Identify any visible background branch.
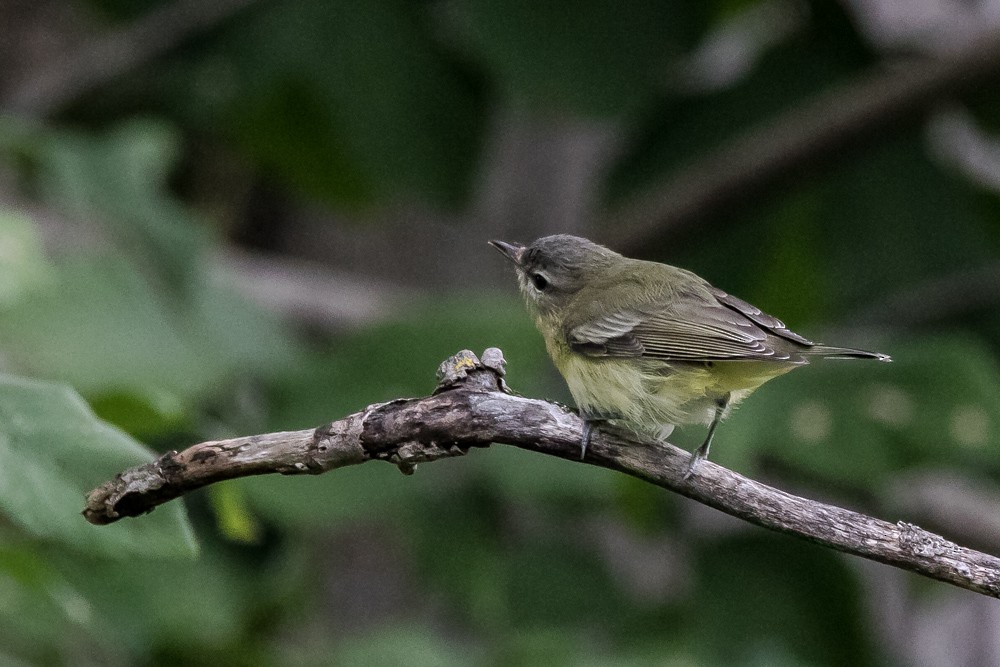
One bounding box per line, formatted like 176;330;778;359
84;348;1000;599
602;30;1000;254
213;247;417;329
3;0;259;116
849;260;1000;326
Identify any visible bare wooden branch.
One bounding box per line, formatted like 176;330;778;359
83;348;1000;599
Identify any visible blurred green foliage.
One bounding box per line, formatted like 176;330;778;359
1;0;1000;665
0;375;195;558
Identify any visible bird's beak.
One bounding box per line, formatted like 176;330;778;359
489;239;525;266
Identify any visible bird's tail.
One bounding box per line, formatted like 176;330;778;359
807;345;892;362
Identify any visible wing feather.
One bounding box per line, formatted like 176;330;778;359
710;288;813;346
567;286;812;362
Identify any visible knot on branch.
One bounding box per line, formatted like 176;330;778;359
896;521;958;558
387;440;472;475
434;347;509;395
360;348;512;474
897;521;959;558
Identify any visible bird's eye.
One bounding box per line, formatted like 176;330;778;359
531;273;549;291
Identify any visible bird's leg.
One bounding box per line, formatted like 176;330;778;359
685;393;730;479
578;409;621;460
580;421;597;461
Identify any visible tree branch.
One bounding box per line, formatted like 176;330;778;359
84;348;1000;599
212;247;419;329
3;0;260;116
602;30;1000;254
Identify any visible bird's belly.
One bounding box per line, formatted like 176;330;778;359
558;355;710;428
557;354;799;435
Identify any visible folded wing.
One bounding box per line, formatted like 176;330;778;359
567;286;813;362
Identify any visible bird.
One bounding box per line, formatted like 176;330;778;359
490;234;890;477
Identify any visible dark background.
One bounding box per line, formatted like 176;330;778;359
2;0;1000;664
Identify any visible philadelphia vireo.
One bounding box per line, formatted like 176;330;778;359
490;234;890;477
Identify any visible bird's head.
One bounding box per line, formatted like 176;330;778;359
489;234;620;318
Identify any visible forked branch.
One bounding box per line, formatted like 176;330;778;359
83;348;1000;599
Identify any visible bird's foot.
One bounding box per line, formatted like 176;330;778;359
683;444;709;480
580;421;596;460
577;409;623;460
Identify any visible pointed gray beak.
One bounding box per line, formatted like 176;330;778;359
489;239;525;265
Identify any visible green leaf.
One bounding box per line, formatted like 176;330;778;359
86;389;189;442
208;482;262;544
23;119;209;296
0;209;54;309
0;121;301;438
0;374;197;558
0;541;75;663
0;255;212;398
0;250;298;426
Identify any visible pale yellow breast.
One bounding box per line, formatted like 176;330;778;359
546;331;799;435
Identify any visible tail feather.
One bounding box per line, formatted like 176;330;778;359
807;345;892;362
